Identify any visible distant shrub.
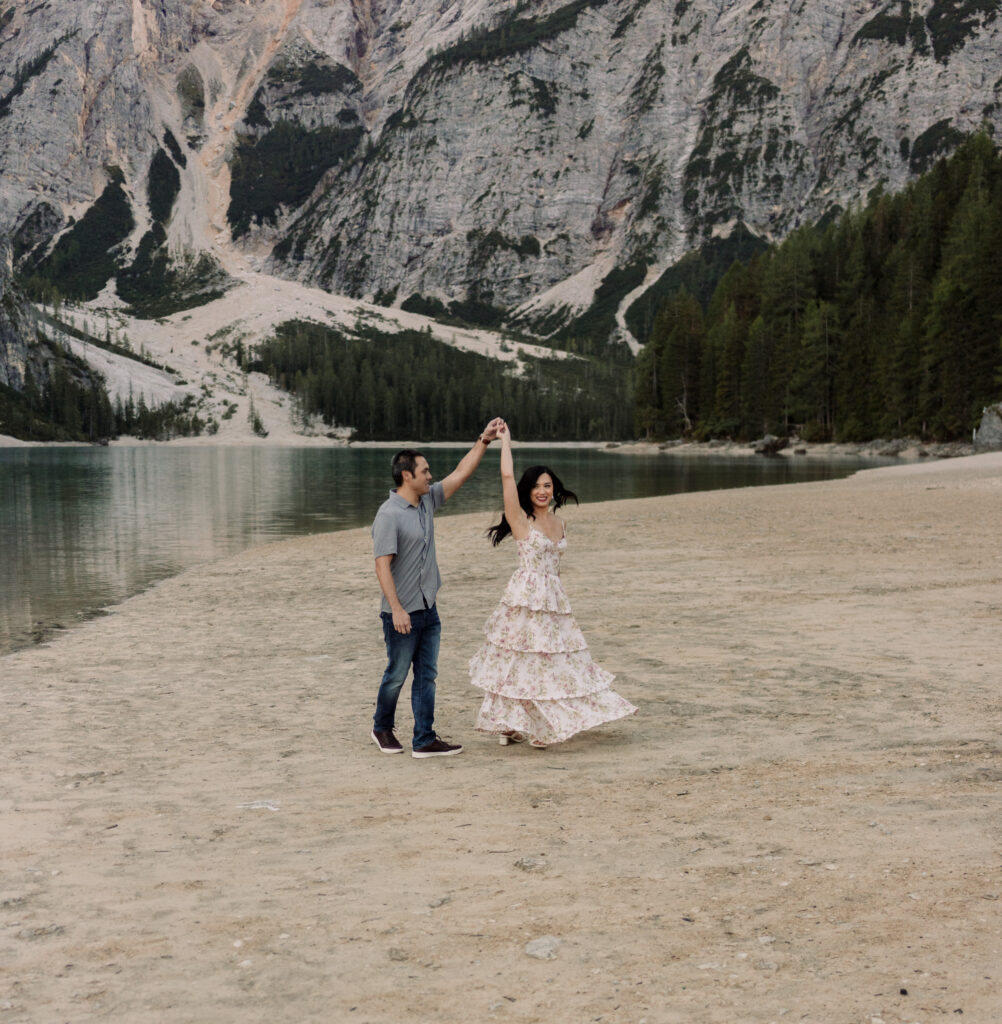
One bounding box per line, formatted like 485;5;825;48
12;201;63;262
290;61;361;97
708;46;779;111
162;128;187;168
444;297;507;328
248;398;268;437
177;65;205;120
612;0;651;39
177;65;206;146
400;291;508;329
243;87;271;129
400;293;449;318
630;40;665;114
909;118;965;173
512;75;558;117
467;228;541;264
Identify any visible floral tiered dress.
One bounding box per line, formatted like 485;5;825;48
469;526;637;745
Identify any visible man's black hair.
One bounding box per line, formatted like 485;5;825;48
391;449;425;487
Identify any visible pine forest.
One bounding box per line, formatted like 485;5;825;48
632;133;1002;444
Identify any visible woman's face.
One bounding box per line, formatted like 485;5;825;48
531;473;554;511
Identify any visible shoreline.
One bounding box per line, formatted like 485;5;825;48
0;430;986;461
0;440;979;657
0;442;928;658
3;452;1002;1021
604;436;981;460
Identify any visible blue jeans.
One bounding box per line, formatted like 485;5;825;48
373;605;441;750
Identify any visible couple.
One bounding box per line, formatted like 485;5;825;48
369;418;636;758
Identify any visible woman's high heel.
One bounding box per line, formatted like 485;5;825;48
499;731;526;745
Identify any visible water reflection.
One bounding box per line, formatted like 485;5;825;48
0;445;896;653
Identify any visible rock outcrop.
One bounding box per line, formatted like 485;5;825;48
974;403;1002;448
0;240;38;390
752;434;789;455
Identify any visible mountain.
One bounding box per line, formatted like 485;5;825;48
2;0;1001;348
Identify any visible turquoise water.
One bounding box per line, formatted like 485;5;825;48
0;445;897;653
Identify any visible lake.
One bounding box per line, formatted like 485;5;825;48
0;445;899;653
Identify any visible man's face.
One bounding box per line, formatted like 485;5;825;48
407;456;433;495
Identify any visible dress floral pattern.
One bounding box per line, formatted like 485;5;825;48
469;527;637;745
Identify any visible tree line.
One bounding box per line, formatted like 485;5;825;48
1;356;206;443
252;320;634;441
635;132;1002;442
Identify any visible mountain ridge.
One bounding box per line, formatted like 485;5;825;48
2;0;1000;342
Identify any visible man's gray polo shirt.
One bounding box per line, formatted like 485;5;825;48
372;481;447;614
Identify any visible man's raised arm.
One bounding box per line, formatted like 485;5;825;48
440;417;504;500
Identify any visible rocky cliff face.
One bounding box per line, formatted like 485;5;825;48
0;239;108;407
0;240;39;390
1;0;1000;340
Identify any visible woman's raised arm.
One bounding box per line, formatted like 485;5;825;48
499;425;530;541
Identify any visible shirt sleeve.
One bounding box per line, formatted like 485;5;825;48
429;480;446;512
372;508;398;559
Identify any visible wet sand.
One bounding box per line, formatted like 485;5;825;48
2;453;1001;1022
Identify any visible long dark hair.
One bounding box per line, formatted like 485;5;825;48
486;464;578;546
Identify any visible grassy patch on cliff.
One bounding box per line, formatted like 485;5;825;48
22;167;134;302
227;122;364;237
419;0;608;77
0;30;76;119
116;228;230;319
926;0;1000;61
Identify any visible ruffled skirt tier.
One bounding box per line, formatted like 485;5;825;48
470;588;636;745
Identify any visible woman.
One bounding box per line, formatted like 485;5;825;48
468;423;637;748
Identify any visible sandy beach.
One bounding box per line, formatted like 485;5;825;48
2;453;1001;1022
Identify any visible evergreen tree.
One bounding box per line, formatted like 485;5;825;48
832;226;878;439
756;227;818;433
740;314;771;435
657;289;705;435
921;141;1002;437
788;299;837;439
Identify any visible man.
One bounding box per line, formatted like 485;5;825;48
371;418;504;758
